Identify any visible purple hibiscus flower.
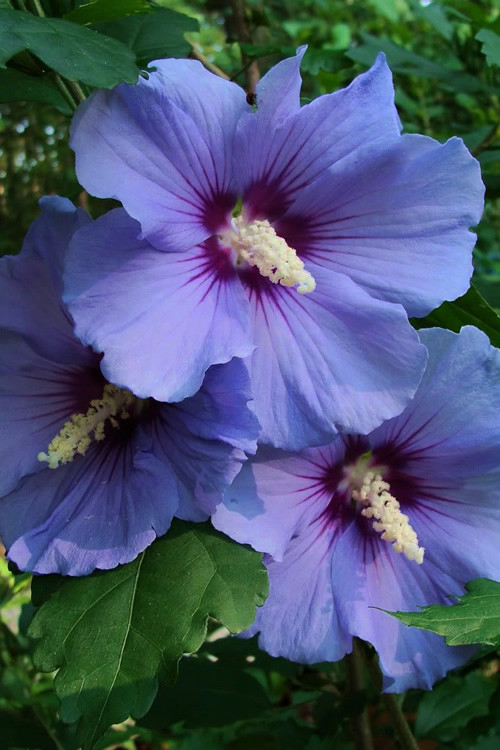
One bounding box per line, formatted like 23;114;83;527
212;326;500;691
0;197;259;576
65;49;483;450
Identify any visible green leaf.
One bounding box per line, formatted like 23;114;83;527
346;34;491;94
0;8;138;88
29;521;268;750
411;285;500;349
65;0;151;25
93;8;198;66
415;671;495;741
300;49;345;75
476;29;500;67
0;68;71;112
389;578;500;646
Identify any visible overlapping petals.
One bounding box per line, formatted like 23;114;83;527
213;327;500;690
0;199;259;575
67;48;483;450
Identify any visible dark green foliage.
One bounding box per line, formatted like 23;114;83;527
0;7;139;87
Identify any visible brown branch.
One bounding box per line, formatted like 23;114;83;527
345;639;374;750
229;0;260;93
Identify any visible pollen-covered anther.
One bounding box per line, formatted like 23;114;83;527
352;471;425;564
37;384;135;469
222;216;316;294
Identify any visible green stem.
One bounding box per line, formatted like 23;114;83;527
345;639;374;750
366;648;420;750
30;0;46;16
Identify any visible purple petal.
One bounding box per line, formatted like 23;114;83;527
330;523;474;692
0;435;180;576
247;526;352;664
0;339;102;497
370;327;500;481
0;196;90;364
247;265;427;449
279;136;483;317
64;210;254;402
70;60;248;252
149;358;261;519
213;445;343;560
236;53;401;219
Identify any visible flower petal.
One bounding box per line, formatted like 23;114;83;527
330;522;474;692
0;434;180;576
0;339;103;497
0;196;90;364
236;53;401;219
213;445;342;560
371;327;500;481
64;209;253;402
148;358;261;519
279;135;483;317
70;60;248;252
248;265;427;449
246;527;352;665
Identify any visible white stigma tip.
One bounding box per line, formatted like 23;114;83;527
221;217;316;294
352;471;424;564
38;384;135;469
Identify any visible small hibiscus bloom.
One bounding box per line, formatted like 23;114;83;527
0;197;258;576
212;326;500;691
66;50;482;449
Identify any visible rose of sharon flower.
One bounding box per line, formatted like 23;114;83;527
66;50;482;449
0;197;259;576
212;326;500;691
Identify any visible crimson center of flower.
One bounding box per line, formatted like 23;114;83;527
219;216;316;294
37;384;136;469
345;460;425;565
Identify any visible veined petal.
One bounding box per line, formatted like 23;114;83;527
246;528;352;665
248;265;427;449
0;435;180;576
236;53;401;219
70;60;248;252
64;210;253;402
213;445;342;560
280;135;483;317
0;339;102;497
370;327;500;481
148;358;261;519
0;197;91;364
330;523;474;692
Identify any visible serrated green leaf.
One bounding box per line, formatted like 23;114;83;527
0;8;138;88
66;0;151;25
411;285;500;349
29;521;268;750
389;578;500;646
476;29;500;67
0;68;71;113
93;8;198;66
415;672;495;741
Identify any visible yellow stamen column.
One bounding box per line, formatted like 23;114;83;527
38;384;135;469
352;471;424;564
220;216;316;294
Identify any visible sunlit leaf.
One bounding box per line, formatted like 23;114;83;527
389;578;500;646
29;521;268;750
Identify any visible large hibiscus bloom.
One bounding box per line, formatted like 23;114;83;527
0;197;258;575
212;326;500;691
66;49;482;449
